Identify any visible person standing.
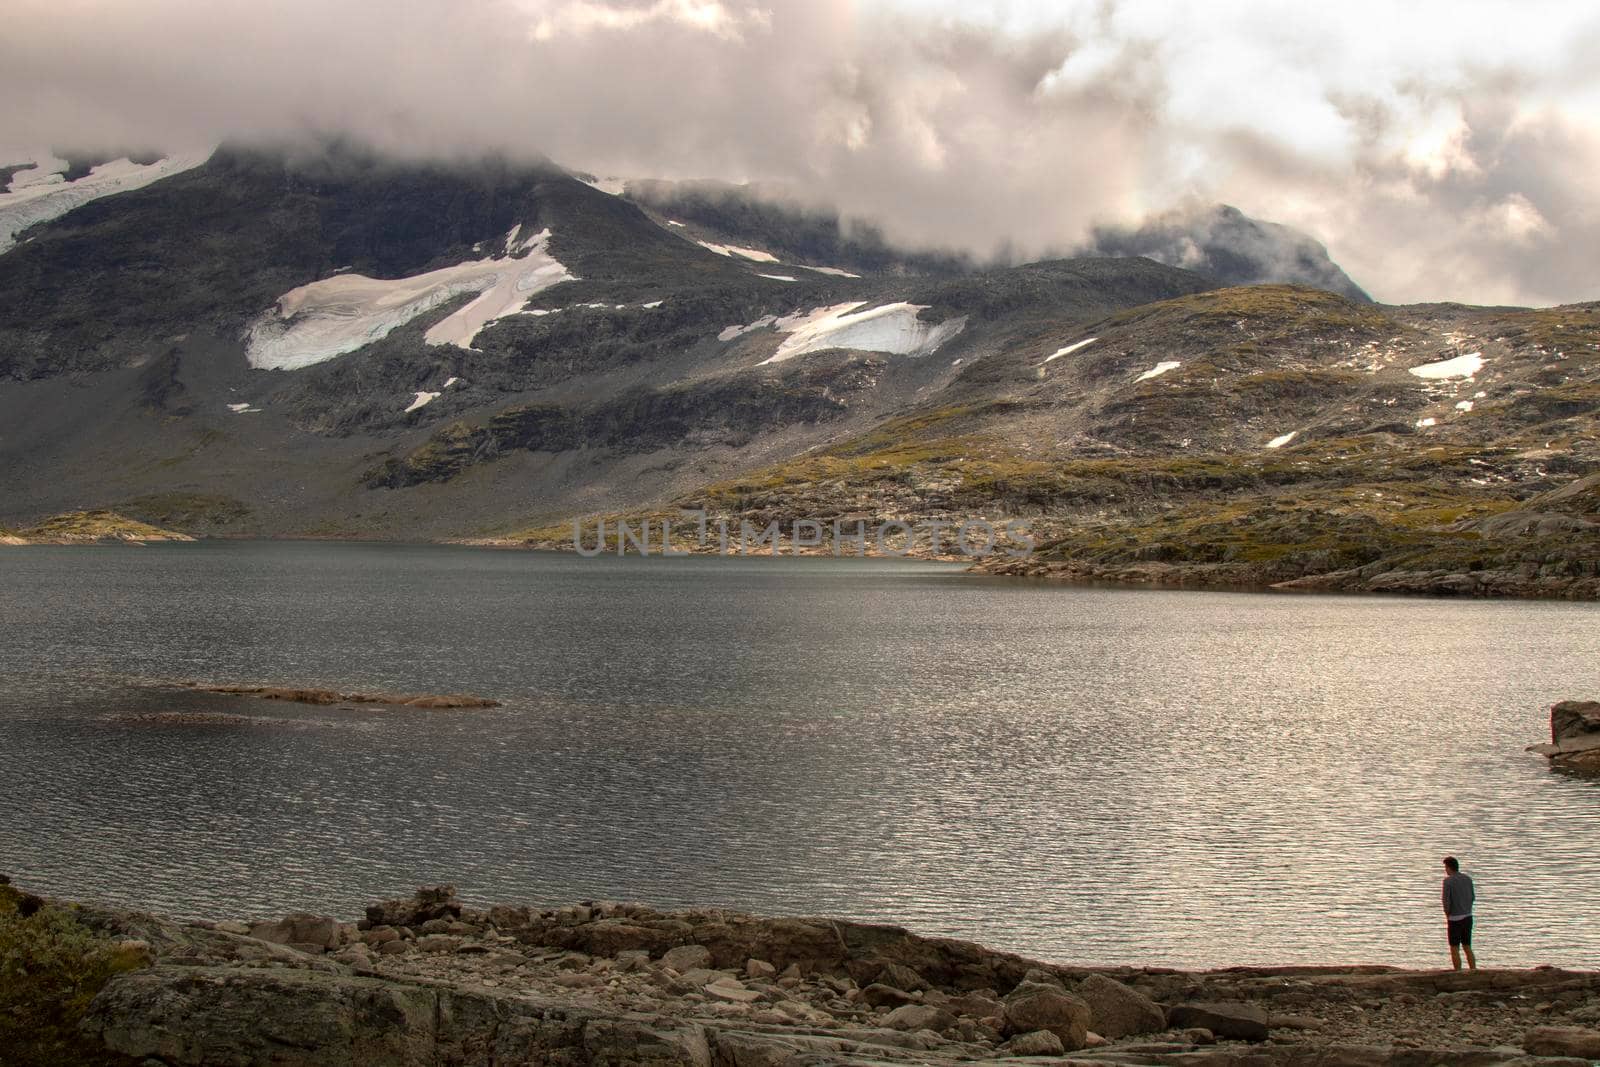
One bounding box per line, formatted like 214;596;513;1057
1442;856;1476;970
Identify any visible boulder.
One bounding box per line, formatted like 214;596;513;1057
361;925;400;946
876;962;930;992
1002;982;1091;1050
581;1018;713;1066
1552;700;1600;743
745;958;777;980
662;944;714;972
705;981;762;1004
1532;701;1600;771
1074;973;1164;1039
247;913;340;953
861;983;919;1009
1525;1026;1600;1058
1003;1029;1065;1056
1167;1002;1272;1042
365;885;461;929
948;990;1004;1020
881;1003;954;1032
560;920;673;957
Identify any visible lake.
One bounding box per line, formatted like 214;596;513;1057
1;540;1597;969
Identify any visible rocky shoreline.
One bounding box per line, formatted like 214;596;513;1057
9;516;1598;601
6;880;1600;1066
974;556;1600;600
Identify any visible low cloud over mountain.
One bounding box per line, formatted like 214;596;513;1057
3;0;1599;305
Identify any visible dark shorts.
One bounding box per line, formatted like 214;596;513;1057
1447;916;1473;946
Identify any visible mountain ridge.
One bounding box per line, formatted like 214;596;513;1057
0;141;1594;597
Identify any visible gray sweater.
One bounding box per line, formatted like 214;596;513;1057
1442;872;1475;918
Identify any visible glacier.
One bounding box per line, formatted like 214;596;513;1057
759;302;965;365
245;228;576;370
0;151;212;254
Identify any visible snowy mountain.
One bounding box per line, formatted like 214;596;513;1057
0;141;1595;595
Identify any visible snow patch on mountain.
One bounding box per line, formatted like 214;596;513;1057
759;302;965;365
1044;337;1098;363
405;391;440;413
718;315;777;342
1409;352;1484;379
758;274;798;282
803;265;863;279
1266;431;1298;448
697;241;779;263
1135;360;1181;382
0;151;211;254
245;228;576;369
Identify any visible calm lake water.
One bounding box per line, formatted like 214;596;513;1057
1;541;1597;969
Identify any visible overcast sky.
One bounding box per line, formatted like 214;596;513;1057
4;0;1598;306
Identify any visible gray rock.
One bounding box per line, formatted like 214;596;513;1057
85;966;438;1065
876;962;929;992
247;913;340;953
947;990;1003;1019
581;1018;712;1066
1167;1001;1272;1042
1019;967;1064;988
1002;982;1090;1050
1074;973;1165;1039
662;944;714;972
361;925;400;946
1003;1028;1065;1056
881;1003;954;1032
861;983;919;1009
1552;700;1600;743
1525;1026;1600;1058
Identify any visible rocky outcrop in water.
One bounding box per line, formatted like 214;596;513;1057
12;883;1594;1066
173;682;501;709
0;509;195;544
1528;700;1600;772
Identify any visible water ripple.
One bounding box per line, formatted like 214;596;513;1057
1;543;1597;968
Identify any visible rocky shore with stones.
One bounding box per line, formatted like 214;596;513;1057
11;881;1600;1066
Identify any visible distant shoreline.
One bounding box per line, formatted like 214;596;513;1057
10;529;1599;601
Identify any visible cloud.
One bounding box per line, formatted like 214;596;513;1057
523;0;770;42
1;0;1598;306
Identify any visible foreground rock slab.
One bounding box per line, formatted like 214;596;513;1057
25;883;1600;1066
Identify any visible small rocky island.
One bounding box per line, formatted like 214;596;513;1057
5;879;1600;1066
172;680;502;709
1528;700;1600;772
0;509;194;545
